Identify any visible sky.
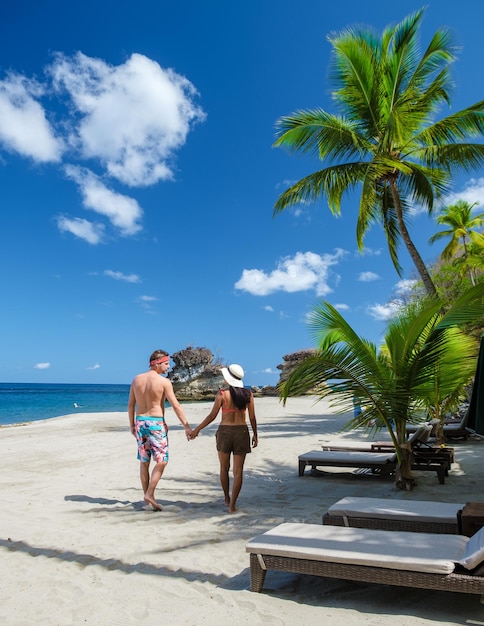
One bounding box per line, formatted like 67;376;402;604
1;0;483;386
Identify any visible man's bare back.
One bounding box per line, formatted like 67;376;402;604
130;370;168;417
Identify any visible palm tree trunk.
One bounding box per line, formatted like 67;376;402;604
462;237;476;286
394;419;417;490
395;444;417;491
390;180;438;297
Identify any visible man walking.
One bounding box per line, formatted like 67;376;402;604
128;349;192;510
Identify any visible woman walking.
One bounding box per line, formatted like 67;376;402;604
190;364;258;513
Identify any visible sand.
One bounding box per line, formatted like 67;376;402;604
1;396;483;625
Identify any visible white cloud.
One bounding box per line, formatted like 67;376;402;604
0;52;205;244
367;300;404;321
235;249;347;296
104;269;140;283
34;362;50;369
334;303;350;311
442;178;484;208
87;363;100;370
358;271;380;282
138;295;158;302
0;74;63;162
394;278;418;297
357;247;382;257
65;166;142;236
137;294;159;313
57;216;105;244
263;305;274;312
49;52;206;186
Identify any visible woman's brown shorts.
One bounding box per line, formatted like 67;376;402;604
216;425;251;455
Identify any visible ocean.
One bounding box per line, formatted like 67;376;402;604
0;382;131;426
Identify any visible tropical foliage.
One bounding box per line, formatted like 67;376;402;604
429;199;484;286
279;284;484;489
273;8;484;296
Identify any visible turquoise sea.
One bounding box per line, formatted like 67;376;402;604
0;383;131;426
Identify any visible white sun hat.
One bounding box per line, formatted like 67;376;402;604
221;364;245;388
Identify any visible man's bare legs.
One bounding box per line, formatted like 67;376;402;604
140;460;167;511
217;451;246;513
139;461;150;494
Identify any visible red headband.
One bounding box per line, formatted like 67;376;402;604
150;356;170;365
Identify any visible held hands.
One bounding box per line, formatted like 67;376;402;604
189;428;199;440
184;425;193;441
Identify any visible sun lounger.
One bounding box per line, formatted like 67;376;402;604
322;496;464;533
407;409;470;440
246;522;484;601
298;449;448;483
322;438;455;470
299;424;448;483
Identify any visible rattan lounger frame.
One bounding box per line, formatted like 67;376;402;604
321;511;460;534
248;552;484;597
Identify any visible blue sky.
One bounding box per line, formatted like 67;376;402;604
1;0;483;386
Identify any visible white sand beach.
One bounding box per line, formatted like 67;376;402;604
1;396;483;626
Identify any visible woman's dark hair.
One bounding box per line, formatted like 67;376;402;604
229;386;251;409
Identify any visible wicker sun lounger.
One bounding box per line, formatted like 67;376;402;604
322;496;464;534
246;522;484;601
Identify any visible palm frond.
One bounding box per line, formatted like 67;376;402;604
273;162;369;215
273;109;370;160
416;102;484;145
416;143;484;172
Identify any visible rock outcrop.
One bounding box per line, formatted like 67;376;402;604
169;346;224;401
277;349;317;384
168;346;317;401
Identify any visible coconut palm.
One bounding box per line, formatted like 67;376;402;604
273;8;484;296
429;199;484;285
279;283;484;490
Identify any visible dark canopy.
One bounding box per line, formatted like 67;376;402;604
467;335;484;436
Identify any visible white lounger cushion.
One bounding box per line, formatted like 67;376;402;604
327;497;464;525
299;450;397;464
459;526;484;569
246;523;468;574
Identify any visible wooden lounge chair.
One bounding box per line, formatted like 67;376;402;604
298;426;448;484
443;408;471;439
322;426;455;471
406;408;471;440
246;522;484;601
322;496;464;534
298;449;447;483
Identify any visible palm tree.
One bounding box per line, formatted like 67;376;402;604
273;8;484;296
429;199;484;285
279;283;484;490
